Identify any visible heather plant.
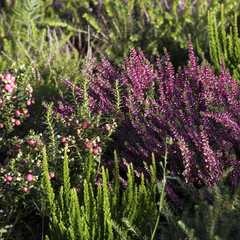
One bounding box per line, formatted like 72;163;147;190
0;66;35;160
42;146;161;239
81;41;240;207
0;129;46;240
208;5;240;81
43;76;118;188
0;129;44;212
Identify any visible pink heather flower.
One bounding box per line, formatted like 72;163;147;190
15;120;21;126
22;159;27;164
40;116;45;121
11;76;16;82
28;140;35;146
11;118;16;123
10;81;15;88
23;109;28;114
15;110;21;117
36;160;40;166
85;142;91;149
23;187;28;192
49;172;55;178
6;176;13;182
4;73;11;80
92;148;99;154
105;124;111;131
26;174;33;182
28;87;33;94
64;142;68;147
0;99;3;105
8;88;13;94
4;84;11;91
26;100;31;106
61;137;66;143
0;123;3;128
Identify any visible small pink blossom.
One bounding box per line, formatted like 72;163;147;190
6;176;13;182
0;123;3;128
28;87;33;94
61;137;66;143
26;100;31;106
4;73;11;80
8;88;13;94
11;118;16;123
23;187;28;192
15;110;21;117
92;148;99;154
4;84;11;91
85;142;91;149
15;120;21;126
105;124;111;131
10;81;15;88
0;99;3;105
26;174;33;182
49;172;55;179
23;109;28;114
28;140;35;146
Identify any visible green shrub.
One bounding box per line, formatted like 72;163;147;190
42;147;162;239
208;4;240;81
161;172;240;240
82;0;239;66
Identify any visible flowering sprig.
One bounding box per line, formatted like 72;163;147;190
76;41;240;206
0;66;34;144
43;81;118;187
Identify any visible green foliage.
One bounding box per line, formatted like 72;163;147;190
161;172;240;240
42;149;159;239
0;0;83;100
82;0;239;66
208;4;240;80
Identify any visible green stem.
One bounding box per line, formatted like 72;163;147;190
151;141;168;240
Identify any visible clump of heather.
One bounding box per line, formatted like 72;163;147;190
78;41;240;207
0;66;35;161
0;130;45;215
45;81;118;186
